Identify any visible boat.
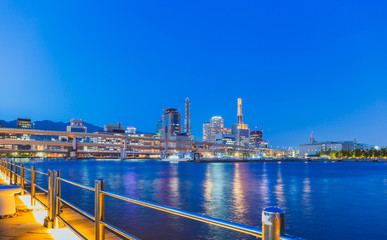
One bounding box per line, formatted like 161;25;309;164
247;154;265;160
161;152;194;162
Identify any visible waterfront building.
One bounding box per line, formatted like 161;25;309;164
215;133;236;146
184;97;191;134
231;98;250;146
161;108;181;139
202;122;210;142
250;128;263;146
104;123;125;133
156;120;162;137
67;119;87;133
170;132;193;149
17;118;32;129
299;135;365;156
202;116;230;143
126;126;136;134
17;118;31;149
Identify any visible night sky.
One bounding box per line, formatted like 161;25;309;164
1;1;386;147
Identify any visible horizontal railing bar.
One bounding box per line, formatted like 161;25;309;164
101;220;139;240
57;177;94;191
102;191;262;237
57;196;95;221
35;170;48;176
57;215;88;240
34;196;48;209
35;184;48;193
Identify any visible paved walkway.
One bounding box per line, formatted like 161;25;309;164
0;177;55;240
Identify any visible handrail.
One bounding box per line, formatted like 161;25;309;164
57;196;95;221
102;190;263;237
35;184;48;193
35;170;48;176
57;215;88;240
101;220;139;240
0;158;303;240
57;177;94;191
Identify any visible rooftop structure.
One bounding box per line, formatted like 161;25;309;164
104;123;125;134
67;119;87;133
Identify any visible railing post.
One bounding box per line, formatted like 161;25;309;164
31;166;36;206
20;164;25;195
262;207;285;240
44;169;58;228
9;161;13;185
95;179;105;240
56;170;62;227
14;163;18;185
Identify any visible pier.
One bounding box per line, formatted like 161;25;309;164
0;159;303;240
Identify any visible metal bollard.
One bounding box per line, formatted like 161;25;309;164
262;207;285;240
95;179;105;240
20;164;25;195
31;166;36;206
44;170;58;228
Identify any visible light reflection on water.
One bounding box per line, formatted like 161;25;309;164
15;159;387;240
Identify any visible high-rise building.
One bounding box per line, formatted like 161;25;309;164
67;119;87;133
162;108;181;139
250;128;263;146
156;120;162;137
202;122;210;142
232;98;250;146
184;97;191;134
210;116;224;142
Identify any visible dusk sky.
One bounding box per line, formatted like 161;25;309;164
1;1;386;147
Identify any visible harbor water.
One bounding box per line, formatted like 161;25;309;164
15;159;387;240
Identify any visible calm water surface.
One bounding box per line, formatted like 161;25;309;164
15;159;387;240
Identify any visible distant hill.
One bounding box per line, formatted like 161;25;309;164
0;119;103;133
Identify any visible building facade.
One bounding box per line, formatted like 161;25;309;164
299;140;363;156
250;129;263;146
161;108;181;139
67;119;87;133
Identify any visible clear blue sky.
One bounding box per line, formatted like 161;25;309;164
1;0;386;147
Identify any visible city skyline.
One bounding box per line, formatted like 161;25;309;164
1;1;387;147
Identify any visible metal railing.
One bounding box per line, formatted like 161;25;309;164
0;159;303;240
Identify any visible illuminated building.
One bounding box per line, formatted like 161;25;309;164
156;120;162;137
17;118;31;150
184;97;191;134
161;108;181;139
126;126;136;134
104;123;125;133
203;117;230;143
231;98;250;146
299;134;365;156
17;118;31;129
202;122;210;142
215;133;236;146
250;128;263;146
66;119;87;133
